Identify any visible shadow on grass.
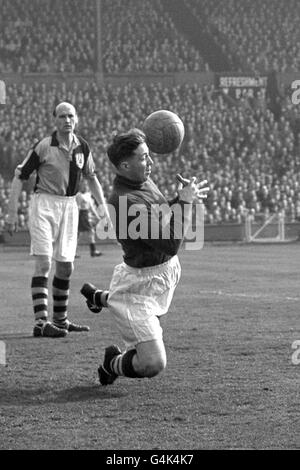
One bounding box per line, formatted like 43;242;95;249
56;384;128;403
0;384;128;407
0;334;33;340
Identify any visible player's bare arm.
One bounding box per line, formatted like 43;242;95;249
87;174;113;228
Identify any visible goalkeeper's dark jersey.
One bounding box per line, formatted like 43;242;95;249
108;175;187;268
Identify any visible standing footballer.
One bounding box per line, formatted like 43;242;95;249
76;178;103;258
7;102;111;338
81;128;209;385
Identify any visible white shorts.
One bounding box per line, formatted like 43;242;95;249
29;192;79;262
107;255;181;349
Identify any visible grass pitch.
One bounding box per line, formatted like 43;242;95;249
0;242;299;450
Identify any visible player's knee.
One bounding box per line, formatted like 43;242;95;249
56;261;74;279
141;356;167;378
34;256;51;276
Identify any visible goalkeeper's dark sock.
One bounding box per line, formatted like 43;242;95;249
35;318;47;326
81;283;109;308
94;289;109;307
110;349;142;378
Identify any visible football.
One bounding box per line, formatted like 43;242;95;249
142;109;185;154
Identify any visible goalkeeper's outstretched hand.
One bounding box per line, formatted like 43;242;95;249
176;174;209;203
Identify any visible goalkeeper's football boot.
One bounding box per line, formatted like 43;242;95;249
54;319;90;332
98;345;122;386
80;283;103;313
33;321;68;338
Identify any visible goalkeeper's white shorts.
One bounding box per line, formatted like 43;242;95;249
29;192;79;262
107;255;181;349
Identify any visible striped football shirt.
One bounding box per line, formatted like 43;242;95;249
16;131;96;196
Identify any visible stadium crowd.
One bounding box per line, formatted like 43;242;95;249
1;0;300;75
0;0;207;74
1;0;300;231
185;0;300;73
1;80;300;232
101;0;207;73
0;0;96;74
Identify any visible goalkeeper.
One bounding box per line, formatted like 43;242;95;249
81;128;209;385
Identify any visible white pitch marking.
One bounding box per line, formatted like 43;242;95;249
199;290;300;302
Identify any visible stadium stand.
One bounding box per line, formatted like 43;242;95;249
101;0;208;73
1;0;300;234
0;0;208;74
1;80;300;230
184;0;300;73
0;0;96;73
1;0;299;74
